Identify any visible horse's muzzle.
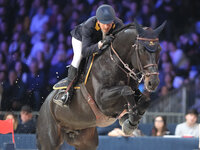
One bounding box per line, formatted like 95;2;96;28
144;75;160;92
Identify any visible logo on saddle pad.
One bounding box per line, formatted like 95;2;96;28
149;41;155;46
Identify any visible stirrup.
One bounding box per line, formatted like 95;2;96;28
53;93;70;107
62;92;71;106
53;90;69;107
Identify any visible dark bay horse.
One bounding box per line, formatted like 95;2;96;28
36;20;166;150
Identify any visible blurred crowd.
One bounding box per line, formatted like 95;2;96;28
2;106;198;139
107;109;199;138
0;0;200;111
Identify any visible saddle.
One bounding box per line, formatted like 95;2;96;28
53;78;80;90
53;54;96;90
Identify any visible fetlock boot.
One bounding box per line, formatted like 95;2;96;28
54;65;78;106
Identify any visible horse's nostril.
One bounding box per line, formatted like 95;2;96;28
148;81;152;87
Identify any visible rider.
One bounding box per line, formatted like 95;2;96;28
53;4;124;106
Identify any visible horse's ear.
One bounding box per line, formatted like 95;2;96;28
134;19;145;36
153;20;167;37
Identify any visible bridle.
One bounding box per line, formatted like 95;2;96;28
109;35;159;84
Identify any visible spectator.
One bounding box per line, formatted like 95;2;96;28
43;41;54;63
168;41;189;71
27;32;46;65
30;5;49;35
151;115;170;136
136;4;156;28
3;112;18;132
48;49;68;87
15;5;30;34
178;33;200;67
19;41;30;65
8;32;20;54
8;50;21;71
164;73;174;91
35;51;48;72
0;21;10;42
159;86;169;97
0;52;7;71
175;109;199;137
1;70;26;111
30;5;49;44
123;2;138;24
24;59;45;111
0;41;9;56
0;70;6;85
42;22;55;42
14;61;28;82
29;0;42;19
159;62;175;90
48;3;60;29
16;105;36;134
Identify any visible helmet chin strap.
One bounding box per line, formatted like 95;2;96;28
102;32;106;39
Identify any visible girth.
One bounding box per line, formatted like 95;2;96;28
80;83;127;127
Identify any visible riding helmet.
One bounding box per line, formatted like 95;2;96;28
96;4;116;24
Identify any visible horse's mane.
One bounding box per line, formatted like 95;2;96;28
112;23;151;37
112;23;135;36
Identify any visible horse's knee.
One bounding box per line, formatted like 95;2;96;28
128;112;141;125
121;86;135;96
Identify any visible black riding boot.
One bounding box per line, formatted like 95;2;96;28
54;65;78;106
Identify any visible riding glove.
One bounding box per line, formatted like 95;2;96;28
102;35;114;46
98;35;114;51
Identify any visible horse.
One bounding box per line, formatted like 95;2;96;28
36;20;166;150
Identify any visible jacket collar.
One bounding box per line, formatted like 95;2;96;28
95;22;116;31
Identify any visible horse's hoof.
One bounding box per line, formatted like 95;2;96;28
122;119;137;135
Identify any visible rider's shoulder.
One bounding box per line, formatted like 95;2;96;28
83;16;97;28
114;17;124;27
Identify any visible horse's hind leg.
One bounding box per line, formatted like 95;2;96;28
36;103;63;150
66;127;98;150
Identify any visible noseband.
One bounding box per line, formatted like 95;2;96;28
110;35;159;83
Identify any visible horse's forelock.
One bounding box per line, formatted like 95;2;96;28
139;28;157;39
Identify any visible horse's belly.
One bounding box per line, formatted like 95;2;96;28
53;91;98;129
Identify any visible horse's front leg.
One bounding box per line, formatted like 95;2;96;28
99;85;139;134
121;89;151;135
99;85;135;114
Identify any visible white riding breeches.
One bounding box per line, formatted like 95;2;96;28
71;37;83;69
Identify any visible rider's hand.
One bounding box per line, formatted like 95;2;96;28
102;35;114;46
98;35;114;51
101;43;109;50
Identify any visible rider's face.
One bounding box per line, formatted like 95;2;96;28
97;21;113;34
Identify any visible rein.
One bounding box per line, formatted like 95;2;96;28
110;36;159;84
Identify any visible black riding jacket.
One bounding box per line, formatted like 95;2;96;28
70;16;124;58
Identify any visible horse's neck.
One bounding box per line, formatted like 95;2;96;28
88;29;137;87
112;28;137;63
